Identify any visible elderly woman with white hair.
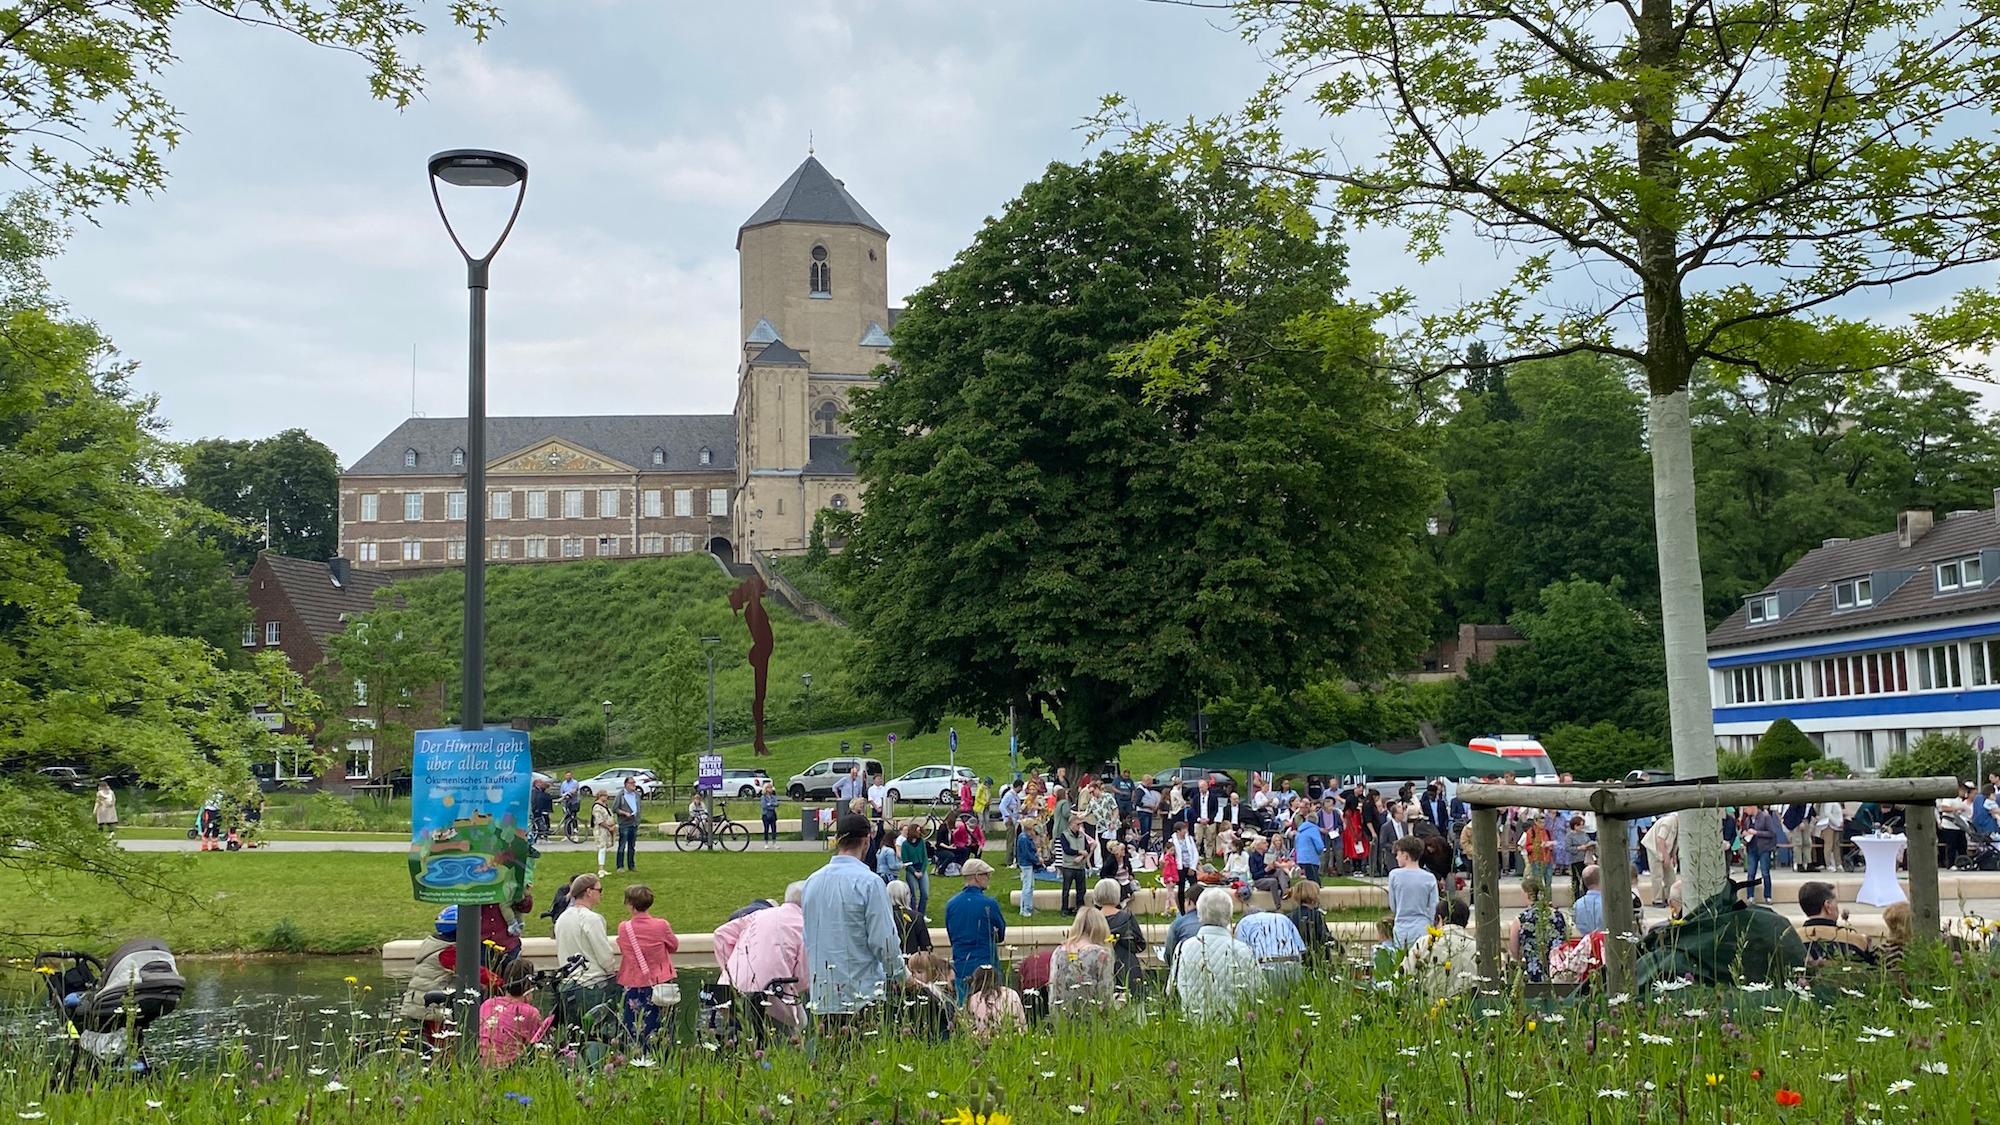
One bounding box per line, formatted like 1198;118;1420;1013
886;877;932;955
1168;887;1259;1022
709;881;810;1027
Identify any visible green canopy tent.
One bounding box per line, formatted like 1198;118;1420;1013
1179;740;1298;772
1366;742;1536;780
1267;740;1398;779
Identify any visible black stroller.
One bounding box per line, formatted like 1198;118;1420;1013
34;939;186;1086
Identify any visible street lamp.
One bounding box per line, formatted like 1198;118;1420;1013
701;636;722;757
602;699;613;752
801;672;814;732
428;147;527;1028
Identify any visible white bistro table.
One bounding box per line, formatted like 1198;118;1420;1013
1853;833;1907;907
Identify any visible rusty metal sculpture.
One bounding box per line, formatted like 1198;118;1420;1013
728;573;775;756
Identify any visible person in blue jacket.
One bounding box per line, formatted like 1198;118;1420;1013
943;858;1006;1004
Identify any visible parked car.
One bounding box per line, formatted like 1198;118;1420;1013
1150;767;1237;799
38;766;95;792
1624;768;1674;785
785;757;886;801
883;764;977;804
369;768;414;798
718;768;772;798
579;767;662;798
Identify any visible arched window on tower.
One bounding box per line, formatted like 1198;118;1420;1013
809;245;831;296
814;399;841;435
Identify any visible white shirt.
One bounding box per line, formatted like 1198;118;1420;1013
1172;834;1200;872
867;783;889;812
552;902;620;987
1815;801;1846;831
1169;925;1260;1022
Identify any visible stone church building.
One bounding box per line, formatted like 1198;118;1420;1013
338;155;893;569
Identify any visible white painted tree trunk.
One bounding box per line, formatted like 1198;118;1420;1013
1648;389;1725;902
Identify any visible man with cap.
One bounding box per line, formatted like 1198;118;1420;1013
801;812;909;1025
944;857;1006;1003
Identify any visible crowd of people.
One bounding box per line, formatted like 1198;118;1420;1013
394;764;1998;1065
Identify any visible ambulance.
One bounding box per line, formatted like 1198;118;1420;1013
1466;734;1559;782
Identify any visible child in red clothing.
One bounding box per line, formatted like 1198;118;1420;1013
478;960;553;1067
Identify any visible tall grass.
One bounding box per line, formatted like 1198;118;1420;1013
5;941;1996;1122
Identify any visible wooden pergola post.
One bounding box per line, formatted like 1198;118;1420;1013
1471;806;1501;982
1905;803;1941;945
1596;813;1636;994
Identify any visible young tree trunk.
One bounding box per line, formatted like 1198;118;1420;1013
1648;390;1725;902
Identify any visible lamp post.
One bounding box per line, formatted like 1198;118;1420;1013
701;636;721;756
427;148;527;1029
602;699;613;753
801;672;814;733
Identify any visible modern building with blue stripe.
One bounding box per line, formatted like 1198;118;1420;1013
1707;494;2000;773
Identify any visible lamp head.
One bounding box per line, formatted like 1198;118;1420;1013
428;148;529;267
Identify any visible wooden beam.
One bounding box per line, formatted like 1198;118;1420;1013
1458;777;1960;817
1471;807;1501;983
1596;814;1637;995
1905;804;1941;945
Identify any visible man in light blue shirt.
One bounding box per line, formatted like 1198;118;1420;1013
1235;903;1306;989
833;766;864;805
1571;864;1605;936
802;812;908;1020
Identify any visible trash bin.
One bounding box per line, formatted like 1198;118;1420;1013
801;807;821;842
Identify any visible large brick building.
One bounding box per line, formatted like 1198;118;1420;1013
340;154;894;568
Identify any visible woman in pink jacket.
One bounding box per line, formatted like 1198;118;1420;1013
615;884;679;1050
710;881;809;1028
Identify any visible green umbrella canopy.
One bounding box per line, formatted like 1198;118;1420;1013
1180;740;1297;772
1267;740;1395;778
1367;742;1537;780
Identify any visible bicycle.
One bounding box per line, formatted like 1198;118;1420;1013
675;803;750;852
535;955;634;1065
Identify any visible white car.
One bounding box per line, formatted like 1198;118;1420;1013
883;764;977;804
579;767;661;799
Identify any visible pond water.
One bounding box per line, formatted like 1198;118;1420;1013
1;956;720;1068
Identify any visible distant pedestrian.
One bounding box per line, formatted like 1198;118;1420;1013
589;788;615;877
759;780;781;850
615;777;643;872
93;780;117;834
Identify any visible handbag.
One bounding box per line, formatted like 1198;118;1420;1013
625;924;680;1008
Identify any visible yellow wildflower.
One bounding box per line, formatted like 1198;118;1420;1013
343;975;359;985
1704;1073;1722;1088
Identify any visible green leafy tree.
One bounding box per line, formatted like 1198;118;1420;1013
1436;355;1656;624
840;155;1437;774
1881;732;1979;783
1;302;279;940
72;505;252;657
0;1;499;217
1543;721;1665;784
631;629;706;794
1443;579;1667;743
1104;0;2000;898
1750;719;1819;781
179;429;342;569
316;603;451;778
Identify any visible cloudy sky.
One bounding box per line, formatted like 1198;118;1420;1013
38;1;1997;468
39;1;1290;466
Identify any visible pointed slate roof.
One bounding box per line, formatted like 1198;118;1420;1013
737;156;887;246
746;317;780;345
858;322;892;348
752;339;808;367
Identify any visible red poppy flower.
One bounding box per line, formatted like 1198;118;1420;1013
1750;1069;1763;1080
1775;1089;1803;1107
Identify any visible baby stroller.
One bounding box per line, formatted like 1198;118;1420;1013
1955;828;2000;871
35;939;186;1087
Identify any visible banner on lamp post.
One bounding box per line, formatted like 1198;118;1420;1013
697;754;724;794
408;727;535;906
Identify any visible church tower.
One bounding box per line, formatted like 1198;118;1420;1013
733;156;891;556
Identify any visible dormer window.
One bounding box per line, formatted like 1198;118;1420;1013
1936;555;1984;593
652;447;666;466
403;448;419;468
698;447;712;466
1833;576;1873;610
1745;593;1780;625
809;245;831;296
450;447;465;467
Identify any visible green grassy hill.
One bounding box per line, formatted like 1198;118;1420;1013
383;556;875;760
